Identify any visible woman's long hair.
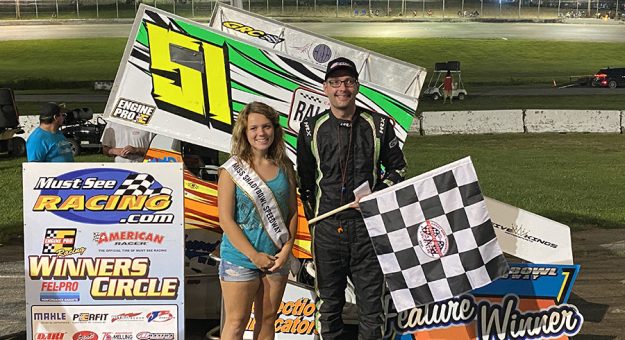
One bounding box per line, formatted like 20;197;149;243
230;101;291;171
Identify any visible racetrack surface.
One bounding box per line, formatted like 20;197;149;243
0;21;624;42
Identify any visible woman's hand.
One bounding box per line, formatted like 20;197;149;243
268;248;291;272
251;252;276;271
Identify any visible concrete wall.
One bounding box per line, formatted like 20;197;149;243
524;109;621;133
414;109;625;135
419;110;524;135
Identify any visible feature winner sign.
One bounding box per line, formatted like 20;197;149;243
103;4;422;161
263;263;583;339
384;263;583;339
23;163;185;339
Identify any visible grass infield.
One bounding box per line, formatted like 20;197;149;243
2;37;625;112
2;133;623;243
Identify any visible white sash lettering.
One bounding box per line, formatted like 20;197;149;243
222;157;289;248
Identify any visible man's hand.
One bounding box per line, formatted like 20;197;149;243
351;181;371;211
121;145;139;156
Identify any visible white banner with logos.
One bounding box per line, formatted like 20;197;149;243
23;163;185;339
209;3;427;99
486;196;574;265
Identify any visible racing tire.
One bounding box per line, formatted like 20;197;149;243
608;80;618;89
68;139;81;156
458;93;466;100
432;93;440;101
8;137;26;157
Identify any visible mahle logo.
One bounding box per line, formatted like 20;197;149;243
32;169;173;225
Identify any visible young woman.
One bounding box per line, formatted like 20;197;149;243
217;101;298;340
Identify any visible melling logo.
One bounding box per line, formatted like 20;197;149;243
72;331;98;340
32;169;173;225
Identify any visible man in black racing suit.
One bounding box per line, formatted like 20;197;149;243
297;57;407;339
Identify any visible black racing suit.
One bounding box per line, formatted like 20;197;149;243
297;108;407;339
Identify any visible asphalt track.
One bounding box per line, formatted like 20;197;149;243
0;21;624;42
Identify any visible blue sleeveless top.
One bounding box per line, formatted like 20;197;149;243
220;167;290;269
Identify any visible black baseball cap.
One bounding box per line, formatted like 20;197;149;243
40;102;63;120
325;57;359;81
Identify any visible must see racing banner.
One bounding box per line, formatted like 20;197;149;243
23;163;184;339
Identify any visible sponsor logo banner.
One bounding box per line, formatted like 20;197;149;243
263;263;583;339
35;332;66;339
208;3;426;100
486;197;574;265
31;305;178;336
245;284;316;338
222;21;284;44
112;98;155;125
383;263;583;339
30;168;174;225
23;163;184;338
287;88;329;134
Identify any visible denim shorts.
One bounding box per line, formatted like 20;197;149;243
219;259;290;282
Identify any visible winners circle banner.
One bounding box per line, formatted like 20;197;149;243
23;163;185;339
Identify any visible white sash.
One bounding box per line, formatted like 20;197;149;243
222;157;289;248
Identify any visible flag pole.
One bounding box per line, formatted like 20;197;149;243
308;201;355;224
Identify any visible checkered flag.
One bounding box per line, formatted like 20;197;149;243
114;173;172;196
359;157;509;311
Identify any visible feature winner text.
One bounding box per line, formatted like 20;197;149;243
29;256;179;299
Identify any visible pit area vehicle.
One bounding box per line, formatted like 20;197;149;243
592;67;625;88
59;107;107;156
423;61;468;101
0;88;26;157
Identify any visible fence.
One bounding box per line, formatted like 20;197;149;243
1;0;623;20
